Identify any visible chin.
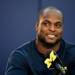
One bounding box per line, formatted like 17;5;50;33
38;35;61;46
46;39;57;44
42;40;57;48
45;38;61;45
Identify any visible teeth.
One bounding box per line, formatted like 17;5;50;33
48;35;55;38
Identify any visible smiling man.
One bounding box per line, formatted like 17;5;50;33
5;6;75;75
36;7;63;54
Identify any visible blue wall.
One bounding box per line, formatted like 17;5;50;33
0;0;38;75
0;0;75;75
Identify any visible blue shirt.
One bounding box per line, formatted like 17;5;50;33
5;39;75;75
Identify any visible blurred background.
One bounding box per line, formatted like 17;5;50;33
0;0;75;75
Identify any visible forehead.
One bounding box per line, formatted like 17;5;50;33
39;10;63;23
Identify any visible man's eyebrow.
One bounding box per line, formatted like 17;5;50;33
55;21;63;24
42;19;51;23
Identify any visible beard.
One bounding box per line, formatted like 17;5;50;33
37;35;61;49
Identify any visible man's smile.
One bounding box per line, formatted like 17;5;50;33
47;34;56;38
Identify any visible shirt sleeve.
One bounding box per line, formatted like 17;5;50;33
5;50;30;75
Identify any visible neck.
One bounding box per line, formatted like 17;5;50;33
35;39;60;55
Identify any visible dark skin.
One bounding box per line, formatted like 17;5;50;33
35;9;64;56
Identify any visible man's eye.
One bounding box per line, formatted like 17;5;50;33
42;20;51;27
55;23;62;28
42;22;48;26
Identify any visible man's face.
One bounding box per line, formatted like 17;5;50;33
36;11;63;45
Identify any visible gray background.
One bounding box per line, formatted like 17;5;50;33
0;0;75;75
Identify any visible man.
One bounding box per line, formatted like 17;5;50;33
5;6;75;75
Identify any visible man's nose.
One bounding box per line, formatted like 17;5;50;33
49;24;55;32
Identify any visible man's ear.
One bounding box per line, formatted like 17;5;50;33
35;22;38;32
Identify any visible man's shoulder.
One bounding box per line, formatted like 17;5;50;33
17;40;35;50
64;40;75;57
10;40;35;57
